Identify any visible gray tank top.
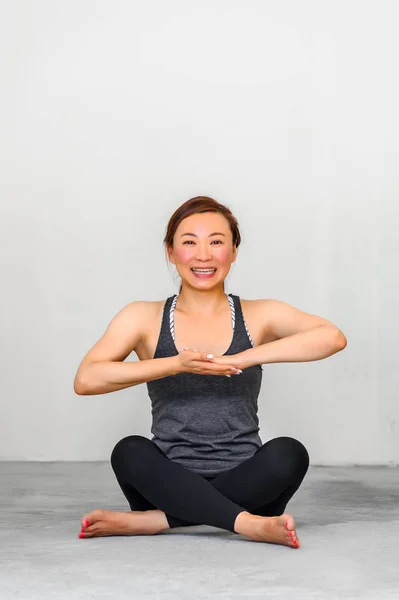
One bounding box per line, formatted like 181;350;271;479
147;293;263;477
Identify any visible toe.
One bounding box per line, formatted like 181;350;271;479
283;515;296;532
82;509;104;529
79;525;98;538
291;535;300;548
81;515;90;528
82;524;98;535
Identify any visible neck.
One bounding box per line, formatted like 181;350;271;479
176;285;228;317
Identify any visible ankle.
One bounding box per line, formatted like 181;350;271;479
233;511;261;535
132;509;170;534
154;510;170;531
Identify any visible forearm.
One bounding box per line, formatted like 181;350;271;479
241;326;347;367
74;356;180;396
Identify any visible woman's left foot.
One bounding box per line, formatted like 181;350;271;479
78;509;170;538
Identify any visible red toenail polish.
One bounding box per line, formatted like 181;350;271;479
85;520;89;527
79;533;84;538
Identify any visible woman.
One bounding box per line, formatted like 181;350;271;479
74;196;347;549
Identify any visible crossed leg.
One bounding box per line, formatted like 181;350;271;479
79;435;309;548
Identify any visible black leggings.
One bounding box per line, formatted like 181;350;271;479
110;435;309;533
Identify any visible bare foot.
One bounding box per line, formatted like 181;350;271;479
78;509;170;539
234;512;300;548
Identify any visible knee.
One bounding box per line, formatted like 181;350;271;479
110;435;150;469
264;436;310;479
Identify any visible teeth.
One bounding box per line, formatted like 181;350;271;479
192;269;216;272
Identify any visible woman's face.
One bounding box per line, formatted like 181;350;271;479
168;212;237;289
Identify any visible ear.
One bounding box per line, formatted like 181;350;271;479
166;245;175;265
232;245;237;263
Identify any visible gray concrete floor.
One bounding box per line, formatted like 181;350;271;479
0;462;398;599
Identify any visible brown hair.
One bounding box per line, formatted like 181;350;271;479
164;196;241;292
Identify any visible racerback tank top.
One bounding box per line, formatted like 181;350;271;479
146;293;263;477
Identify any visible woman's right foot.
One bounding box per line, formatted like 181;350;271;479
78;509;170;538
234;512;300;548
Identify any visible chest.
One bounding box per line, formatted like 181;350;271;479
173;311;234;356
135;298;267;361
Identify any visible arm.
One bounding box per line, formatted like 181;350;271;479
240;326;346;368
74;302;180;396
74;358;181;396
214;299;347;369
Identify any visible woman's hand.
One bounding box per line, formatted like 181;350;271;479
174;348;243;377
209;352;254;371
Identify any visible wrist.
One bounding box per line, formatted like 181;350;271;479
168;355;183;376
237;349;257;369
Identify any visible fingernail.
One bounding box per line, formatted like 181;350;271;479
225;375;231;378
206;354;213;359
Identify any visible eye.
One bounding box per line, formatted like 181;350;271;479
182;240;223;245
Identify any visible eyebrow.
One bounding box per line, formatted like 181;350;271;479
180;232;226;238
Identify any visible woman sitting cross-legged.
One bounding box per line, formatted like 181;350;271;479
74;195;347;549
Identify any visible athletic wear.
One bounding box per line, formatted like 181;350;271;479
110;293;310;530
111;434;310;530
146;294;263;477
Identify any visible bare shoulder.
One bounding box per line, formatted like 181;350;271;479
241;296;342;341
119;298;165;329
123;298;164;314
240;297;275;318
76;299;165;368
240;297;270;310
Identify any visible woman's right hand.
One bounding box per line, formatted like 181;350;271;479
175;348;242;377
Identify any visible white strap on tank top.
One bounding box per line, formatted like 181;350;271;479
169;293;253;347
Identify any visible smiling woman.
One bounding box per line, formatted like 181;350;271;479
164;196;240;293
74;195;346;549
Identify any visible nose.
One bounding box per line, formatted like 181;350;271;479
196;243;212;261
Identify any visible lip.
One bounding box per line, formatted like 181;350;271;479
191;267;217;278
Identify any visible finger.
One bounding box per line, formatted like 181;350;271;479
194;364;242;375
214;365;242;373
188;353;213;361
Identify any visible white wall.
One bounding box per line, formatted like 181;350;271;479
1;0;398;463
